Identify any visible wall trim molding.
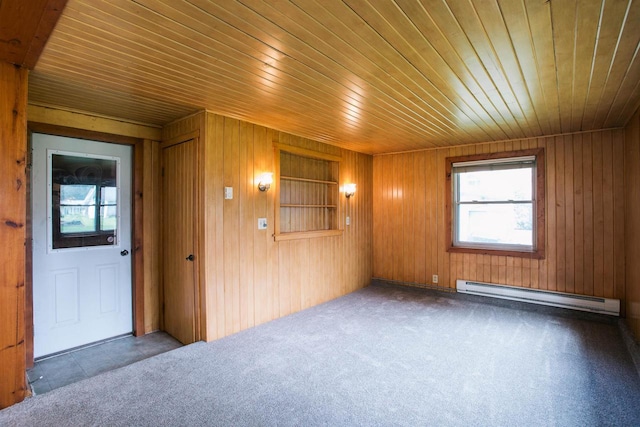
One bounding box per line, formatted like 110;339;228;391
28;104;162;141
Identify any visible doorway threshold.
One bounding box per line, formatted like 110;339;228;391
27;331;182;395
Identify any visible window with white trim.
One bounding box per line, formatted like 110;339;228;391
446;149;545;259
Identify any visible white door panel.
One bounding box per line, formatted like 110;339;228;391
32;133;132;358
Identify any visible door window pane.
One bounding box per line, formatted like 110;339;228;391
60;185;97;233
51;153;119;249
100;187;117;231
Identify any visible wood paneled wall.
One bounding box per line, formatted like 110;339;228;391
0;62;28;408
142;139;162;333
163;111;373;342
624;109;640;340
373;130;625;304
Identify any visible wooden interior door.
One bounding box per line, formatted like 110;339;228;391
161;138;198;345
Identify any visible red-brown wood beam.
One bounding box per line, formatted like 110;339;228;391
0;61;28;409
0;0;67;69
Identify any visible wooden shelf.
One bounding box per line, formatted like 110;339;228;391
274;229;343;241
280;175;338;185
280;204;337;208
275;143;341;240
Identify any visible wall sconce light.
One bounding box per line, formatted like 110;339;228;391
258;173;273;192
344;183;356;198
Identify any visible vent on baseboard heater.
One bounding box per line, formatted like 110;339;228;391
456;280;620;316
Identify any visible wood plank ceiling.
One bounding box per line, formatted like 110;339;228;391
28;0;640;154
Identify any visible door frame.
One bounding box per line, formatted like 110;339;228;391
26;122;146;367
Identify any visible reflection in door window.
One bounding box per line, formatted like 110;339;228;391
100;187;117;231
60;185;97;233
51;153;119;249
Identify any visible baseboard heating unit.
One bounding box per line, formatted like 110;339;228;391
456;280;620;316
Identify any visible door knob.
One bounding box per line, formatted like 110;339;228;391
120;250;129;256
186;254;194;261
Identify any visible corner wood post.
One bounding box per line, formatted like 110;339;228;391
0;61;28;409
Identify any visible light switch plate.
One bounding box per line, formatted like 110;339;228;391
224;187;233;200
258;218;267;230
346;216;351;226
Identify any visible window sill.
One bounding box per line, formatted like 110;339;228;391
447;245;545;259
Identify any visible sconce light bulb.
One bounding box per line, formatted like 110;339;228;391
345;183;356;198
258;172;273;192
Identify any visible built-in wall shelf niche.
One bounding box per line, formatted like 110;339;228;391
274;143;342;241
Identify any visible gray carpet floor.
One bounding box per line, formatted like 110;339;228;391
2;282;639;426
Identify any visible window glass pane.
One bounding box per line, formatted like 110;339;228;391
60;184;96;234
100;187;117;231
457;203;533;246
101;186;117;204
51;153;118;249
458;168;532;202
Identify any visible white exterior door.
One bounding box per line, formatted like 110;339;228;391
32;133;133;358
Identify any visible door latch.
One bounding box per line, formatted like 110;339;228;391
120;250;129;256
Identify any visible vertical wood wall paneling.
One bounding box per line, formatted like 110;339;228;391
393;155;404;282
555;136;566;293
240;120;255;330
223;118;241;335
414;152;427;285
404;153;415;283
212;114;226;339
372;130;626;303
601;132;615;299
132;139;145;336
592;132;605;298
0;62;28;409
252;125;271;326
625;109;640;338
582;133;594;296
142;139;161;332
612;130;625;311
165;112;373;343
564;136;575;294
573;134;584;296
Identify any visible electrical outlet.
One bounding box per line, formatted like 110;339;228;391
346;216;351;226
258;218;267;230
432;274;439;284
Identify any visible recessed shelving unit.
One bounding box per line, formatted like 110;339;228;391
274;143;342;241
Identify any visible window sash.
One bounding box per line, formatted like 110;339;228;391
451;155;535;172
452;157;537;251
